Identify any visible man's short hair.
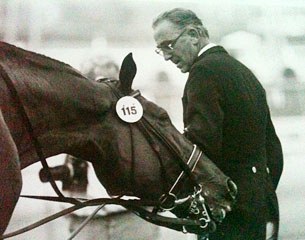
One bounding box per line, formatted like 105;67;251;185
152;8;209;38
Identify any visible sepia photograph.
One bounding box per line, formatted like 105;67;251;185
0;0;304;239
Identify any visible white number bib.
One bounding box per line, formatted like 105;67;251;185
116;96;143;123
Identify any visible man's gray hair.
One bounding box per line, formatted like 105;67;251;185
152;8;209;38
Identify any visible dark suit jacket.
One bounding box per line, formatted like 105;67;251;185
182;46;283;225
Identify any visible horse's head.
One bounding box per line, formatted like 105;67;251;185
89;53;237;234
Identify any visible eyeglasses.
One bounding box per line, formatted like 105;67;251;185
155;28;188;56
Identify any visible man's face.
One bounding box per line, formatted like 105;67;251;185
153;20;199;73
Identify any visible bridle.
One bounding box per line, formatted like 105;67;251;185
0;68;215;238
103;79;215;234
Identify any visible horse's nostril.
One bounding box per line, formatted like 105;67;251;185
203;190;210;197
227;179;238;199
211;208;226;222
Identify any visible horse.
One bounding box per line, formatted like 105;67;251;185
0;41;237;238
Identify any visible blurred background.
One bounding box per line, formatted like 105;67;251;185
1;0;304;239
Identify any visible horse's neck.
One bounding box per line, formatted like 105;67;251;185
25;77;108;164
21;74;108;167
0;44;110;167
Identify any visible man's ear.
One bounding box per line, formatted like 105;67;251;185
188;28;200;44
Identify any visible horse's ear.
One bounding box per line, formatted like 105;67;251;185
119;53;137;95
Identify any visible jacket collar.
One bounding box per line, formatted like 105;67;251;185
197;43;217;56
194;45;228;64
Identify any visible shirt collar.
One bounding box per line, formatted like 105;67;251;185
198;43;217;57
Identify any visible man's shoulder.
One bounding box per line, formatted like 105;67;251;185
193;45;249;73
193;46;226;67
190;47;229;74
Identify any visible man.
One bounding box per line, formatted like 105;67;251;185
152;8;283;240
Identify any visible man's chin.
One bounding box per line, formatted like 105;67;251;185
176;64;189;73
179;66;189;73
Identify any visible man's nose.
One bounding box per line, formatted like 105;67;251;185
163;51;172;61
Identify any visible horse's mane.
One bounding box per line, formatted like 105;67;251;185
0;41;85;79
